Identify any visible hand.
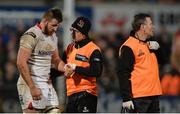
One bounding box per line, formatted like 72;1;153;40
64;68;74;77
122;100;134;110
64;63;76;77
147;41;160;50
30;86;42;100
65;63;76;70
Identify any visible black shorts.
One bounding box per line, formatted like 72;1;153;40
121;96;160;113
66;91;97;113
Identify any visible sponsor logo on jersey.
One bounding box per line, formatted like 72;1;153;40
38;50;54;56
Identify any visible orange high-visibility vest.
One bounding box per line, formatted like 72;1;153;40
161;74;180;96
66;41;100;96
121;36;162;98
161;74;172;95
168;75;180;95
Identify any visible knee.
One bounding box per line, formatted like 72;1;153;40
43;107;60;113
23;109;39;113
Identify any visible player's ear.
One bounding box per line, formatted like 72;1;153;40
44;19;48;25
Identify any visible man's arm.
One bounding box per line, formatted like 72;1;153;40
17;48;35;88
50;50;67;78
117;46;135;102
147;37;167;65
51;49;65;72
17;47;41;100
74;49;103;77
17;32;42;100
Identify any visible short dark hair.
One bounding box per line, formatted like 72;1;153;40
42;8;63;23
132;13;151;32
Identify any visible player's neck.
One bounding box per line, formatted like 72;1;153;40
135;31;146;41
37;23;42;30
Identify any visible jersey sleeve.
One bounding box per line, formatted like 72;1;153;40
20;32;38;50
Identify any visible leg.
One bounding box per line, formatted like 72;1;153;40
17;82;47;112
77;91;97;113
147;96;160;113
17;83;36;113
133;97;151;113
46;84;60;112
56;76;67;112
43;106;60;113
66;95;77;112
23;109;39;113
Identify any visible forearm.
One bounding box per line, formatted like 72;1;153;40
52;49;65;72
75;50;103;77
58;60;65;72
17;62;35;88
75;64;102;77
118;70;132;101
118;46;134;101
52;58;64;71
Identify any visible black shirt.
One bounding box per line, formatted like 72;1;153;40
117;46;134;101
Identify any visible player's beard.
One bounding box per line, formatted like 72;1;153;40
44;24;53;35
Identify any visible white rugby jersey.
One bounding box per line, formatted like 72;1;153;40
18;24;58;82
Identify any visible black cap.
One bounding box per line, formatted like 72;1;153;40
71;16;91;36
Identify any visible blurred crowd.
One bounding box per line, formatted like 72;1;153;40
0;24;20;112
76;0;180;4
0;18;180;112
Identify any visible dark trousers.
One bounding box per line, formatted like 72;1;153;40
66;91;97;113
133;96;160;113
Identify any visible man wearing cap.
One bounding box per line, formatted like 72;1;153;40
63;16;103;112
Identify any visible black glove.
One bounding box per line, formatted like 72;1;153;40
50;68;64;78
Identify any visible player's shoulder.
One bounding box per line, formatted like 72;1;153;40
23;31;36;38
23;25;42;39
